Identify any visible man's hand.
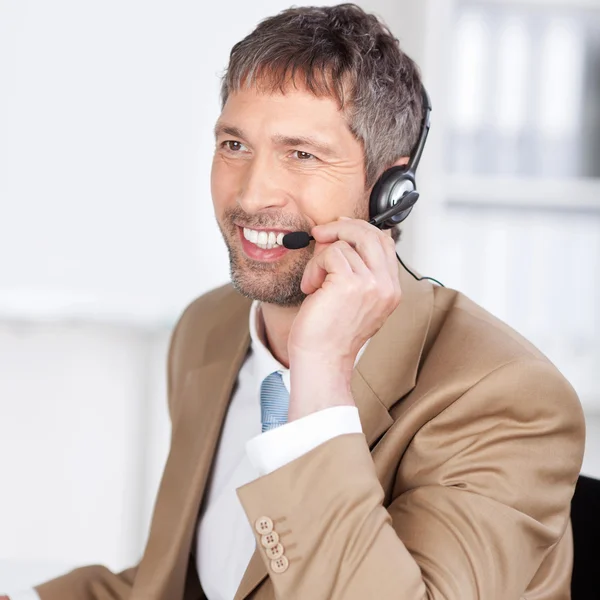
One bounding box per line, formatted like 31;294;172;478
287;217;401;421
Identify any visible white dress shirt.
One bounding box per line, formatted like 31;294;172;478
9;301;363;600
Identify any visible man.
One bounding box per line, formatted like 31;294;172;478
4;4;585;600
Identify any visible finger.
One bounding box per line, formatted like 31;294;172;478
331;239;371;276
311;216;372;243
301;242;354;295
312;219;389;275
313;218;400;285
301;241;371;296
302;239;374;295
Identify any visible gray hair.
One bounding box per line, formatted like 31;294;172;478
219;3;424;191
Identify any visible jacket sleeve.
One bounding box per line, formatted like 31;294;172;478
34;566;137;600
236;358;586;600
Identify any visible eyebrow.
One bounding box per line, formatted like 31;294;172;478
214;123;245;140
213;122;337;158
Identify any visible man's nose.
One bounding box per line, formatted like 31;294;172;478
236;154;288;215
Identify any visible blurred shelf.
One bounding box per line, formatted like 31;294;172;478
446;175;600;211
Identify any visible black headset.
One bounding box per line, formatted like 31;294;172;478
368;86;432;229
367;86;443;286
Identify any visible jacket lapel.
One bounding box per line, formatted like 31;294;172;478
355;263;434;418
133;293;252;600
234;265;435;599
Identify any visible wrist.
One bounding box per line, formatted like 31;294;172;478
288;354;354;421
288;346;355;373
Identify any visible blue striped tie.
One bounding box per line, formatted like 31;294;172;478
260;371;289;433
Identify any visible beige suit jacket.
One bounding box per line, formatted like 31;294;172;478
35;265;585;600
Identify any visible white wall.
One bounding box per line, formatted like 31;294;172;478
0;323;172;591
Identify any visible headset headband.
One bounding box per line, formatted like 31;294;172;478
406;86;432;175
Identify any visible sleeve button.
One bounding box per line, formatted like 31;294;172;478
261;530;280;548
254;516;274;535
265;543;284;560
270;555;289;574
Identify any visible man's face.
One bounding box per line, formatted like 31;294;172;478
211;82;368;307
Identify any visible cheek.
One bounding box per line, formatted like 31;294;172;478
211;157;236;211
294;175;366;225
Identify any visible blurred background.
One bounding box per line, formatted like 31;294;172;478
1;0;599;593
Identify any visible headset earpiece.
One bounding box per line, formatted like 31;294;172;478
368;166;418;229
368;86;432;230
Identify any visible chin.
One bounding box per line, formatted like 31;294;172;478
223;231;310;306
229;262;306;307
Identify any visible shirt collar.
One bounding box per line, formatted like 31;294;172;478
249;300;290;390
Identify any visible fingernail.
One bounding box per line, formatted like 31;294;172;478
339;216;352;220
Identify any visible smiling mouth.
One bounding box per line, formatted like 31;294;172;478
239;226;293;250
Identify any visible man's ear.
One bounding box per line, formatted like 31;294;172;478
392;156;410;167
366;156;411;196
369;156;410;188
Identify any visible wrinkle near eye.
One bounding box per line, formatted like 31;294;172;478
298;162;363;185
319;157;364;177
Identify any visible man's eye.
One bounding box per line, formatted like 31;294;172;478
293;150;316;160
223;141;246;152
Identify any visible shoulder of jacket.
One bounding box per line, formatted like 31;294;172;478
429;286;550;368
411;285;577;411
177;281;242;328
167;282;251;385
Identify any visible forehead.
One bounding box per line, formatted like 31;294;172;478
217;84;356;144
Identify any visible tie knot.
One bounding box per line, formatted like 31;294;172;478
260;371;289;433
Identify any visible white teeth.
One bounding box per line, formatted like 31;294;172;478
243;228;260;244
242;227;286;250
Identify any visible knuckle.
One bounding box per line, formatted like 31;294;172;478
349;276;363;293
334;240;352;251
364;275;379;293
381;286;395;303
366;230;380;244
380;280;400;304
354;228;372;243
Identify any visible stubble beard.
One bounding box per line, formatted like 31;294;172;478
218;207;313;307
